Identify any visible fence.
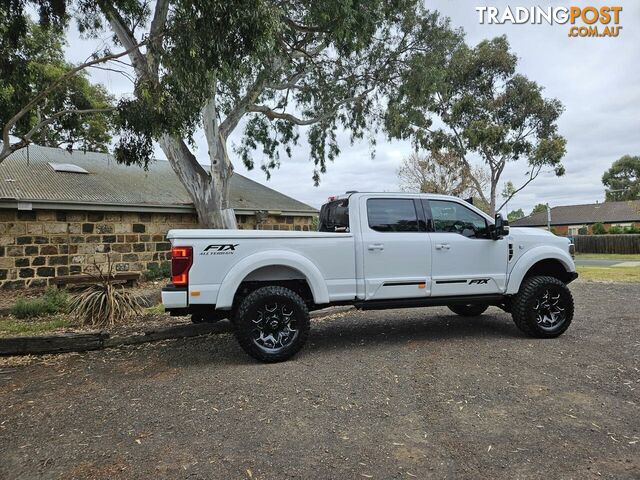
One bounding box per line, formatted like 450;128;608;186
573;234;640;254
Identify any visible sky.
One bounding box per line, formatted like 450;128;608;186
64;1;640;214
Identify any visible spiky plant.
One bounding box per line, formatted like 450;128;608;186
69;256;141;327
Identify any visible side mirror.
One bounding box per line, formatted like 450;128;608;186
492;213;510;240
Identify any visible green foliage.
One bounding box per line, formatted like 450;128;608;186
507;208;524;222
608;225;624;235
531;203;548;215
625;225;640;234
386;35;566;212
592;222;606;235
577;227;588;235
11;287;69;319
602;155;640;201
0;316;72;337
145;303;167;315
144;261;171;281
0;15;114;152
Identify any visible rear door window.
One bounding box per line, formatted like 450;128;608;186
367;199;420;232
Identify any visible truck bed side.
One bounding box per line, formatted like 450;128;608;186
167;229;356;309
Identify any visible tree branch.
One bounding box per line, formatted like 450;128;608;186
1;41;145;164
265;71;306;90
247;105;330;125
219;69;273;138
448;125;489;205
98;1;150;79
0;108;116;163
496;164;543;212
282;16;329;34
147;0;170;76
248;89;373;126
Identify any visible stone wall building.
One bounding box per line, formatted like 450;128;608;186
0;145;317;289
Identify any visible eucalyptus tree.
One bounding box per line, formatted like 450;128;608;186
82;0;456;228
386;35;567;215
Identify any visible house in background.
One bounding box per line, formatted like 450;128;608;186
0;144;317;289
512;200;640;236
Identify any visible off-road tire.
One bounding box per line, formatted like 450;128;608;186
511;275;574;338
233;286;310;363
448;304;489;317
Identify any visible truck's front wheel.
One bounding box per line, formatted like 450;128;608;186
233;286;310;363
511;275;574;338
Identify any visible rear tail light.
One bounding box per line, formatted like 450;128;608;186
171;246;193;286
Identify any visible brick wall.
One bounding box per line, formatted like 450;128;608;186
0;209;314;289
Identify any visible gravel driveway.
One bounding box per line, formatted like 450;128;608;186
1;282;638;479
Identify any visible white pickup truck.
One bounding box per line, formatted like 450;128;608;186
162;192;578;362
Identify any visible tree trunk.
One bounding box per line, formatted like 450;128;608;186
489;174;497;216
202;94;237;229
102;5;236;230
158;134;237;229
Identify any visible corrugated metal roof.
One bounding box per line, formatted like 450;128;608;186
0;144;316;213
512;200;640;226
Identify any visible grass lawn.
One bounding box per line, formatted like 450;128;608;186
0;316;74;337
575;253;640;261
576;265;640;283
0;304;167;338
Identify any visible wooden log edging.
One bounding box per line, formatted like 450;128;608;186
0;332;109;356
0;306;354;356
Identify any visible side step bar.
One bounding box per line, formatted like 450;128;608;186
354;294;507;311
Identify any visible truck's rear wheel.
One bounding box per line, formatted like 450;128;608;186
233;286;310;363
511;275;574;338
448;304;489;316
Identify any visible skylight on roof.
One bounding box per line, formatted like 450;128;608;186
48;162;89;174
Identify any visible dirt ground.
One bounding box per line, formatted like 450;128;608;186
0;281;638;480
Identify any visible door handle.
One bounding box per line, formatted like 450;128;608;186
368;243;384;251
435;243;450;250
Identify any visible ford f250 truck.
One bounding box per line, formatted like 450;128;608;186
162;192;578;362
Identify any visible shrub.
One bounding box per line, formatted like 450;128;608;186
592;222;606;235
577;227;588;235
69;257;141;327
608;225;624;234
144;261;171;281
11;287;69;319
624;225;640;234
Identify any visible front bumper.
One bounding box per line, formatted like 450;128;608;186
162;284;188;309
